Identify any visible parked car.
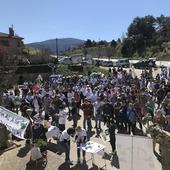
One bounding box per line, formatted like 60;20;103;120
58;57;72;64
101;60;108;67
94;60;101;66
105;61;113;67
133;59;156;69
113;58;130;67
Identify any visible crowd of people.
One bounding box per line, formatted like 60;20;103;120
2;66;170;164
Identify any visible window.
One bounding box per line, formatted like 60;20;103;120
0;40;9;47
17;42;20;47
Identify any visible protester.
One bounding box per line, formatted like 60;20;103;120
59;127;75;164
58;105;68;132
94;97;103;130
127;103;137;135
108;119;117;155
75;126;87;163
81;98;93;131
70;97;78;128
3;65;170;166
32;119;47;142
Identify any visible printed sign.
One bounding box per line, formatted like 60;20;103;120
0;106;30;139
81;141;105;154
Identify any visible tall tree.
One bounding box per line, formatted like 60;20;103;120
110;39;117;48
156;15;170;43
84;39;93;48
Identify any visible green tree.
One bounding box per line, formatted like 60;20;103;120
123;15;156;57
110;39;117;48
156;15;170;43
121;38;135;58
105;47;113;60
84;39;93;48
98;40;108;46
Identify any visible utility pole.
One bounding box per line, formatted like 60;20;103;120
56;38;59;60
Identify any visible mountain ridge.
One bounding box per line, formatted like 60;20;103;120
27;38;84;53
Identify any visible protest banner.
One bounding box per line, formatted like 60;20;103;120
0;106;29;139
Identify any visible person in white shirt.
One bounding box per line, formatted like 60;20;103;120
75;126;87;163
67;90;75;117
85;86;93;99
94;97;103;130
32;95;40;113
67;90;74;104
58;105;68;131
60;128;75;163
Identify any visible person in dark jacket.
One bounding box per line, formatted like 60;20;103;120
70;97;78;128
103;99;114;125
108;119;117;155
32;120;47;142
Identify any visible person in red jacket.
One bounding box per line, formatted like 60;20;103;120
81;98;94;131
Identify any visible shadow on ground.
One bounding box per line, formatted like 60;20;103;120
25;160;46;170
135;127;147;136
153;150;162;163
117;127;147;137
47;142;65;155
87;131;95;141
17;144;30;158
0;142;21;156
58;162;102;170
110;153;120;169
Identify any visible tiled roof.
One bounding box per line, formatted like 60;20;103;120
0;32;23;39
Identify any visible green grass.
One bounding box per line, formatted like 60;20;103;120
23;46;40;56
57;64;108;76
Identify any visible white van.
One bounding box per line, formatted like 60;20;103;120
113;58;130;67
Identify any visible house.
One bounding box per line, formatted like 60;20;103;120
0;27;24;56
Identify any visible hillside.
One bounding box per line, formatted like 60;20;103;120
64;15;170;60
27;38;84;53
26;15;170;61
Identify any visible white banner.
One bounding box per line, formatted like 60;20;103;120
0;106;30;139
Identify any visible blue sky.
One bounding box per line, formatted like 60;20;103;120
0;0;170;43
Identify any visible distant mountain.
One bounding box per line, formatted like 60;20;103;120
27;38;84;52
